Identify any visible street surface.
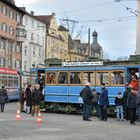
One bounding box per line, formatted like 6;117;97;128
0;103;140;140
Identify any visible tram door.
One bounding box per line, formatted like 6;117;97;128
126;67;139;89
37;70;45;92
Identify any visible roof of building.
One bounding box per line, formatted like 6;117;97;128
58;25;69;32
35;15;53;26
1;0;26;15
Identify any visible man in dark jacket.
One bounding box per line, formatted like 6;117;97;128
123;84;131;120
127;87;137;125
31;84;42;116
0;86;8;112
99;83;109;121
25;85;32;114
80;82;93;121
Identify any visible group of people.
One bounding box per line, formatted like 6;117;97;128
19;84;44;116
80;82;109;121
80;81;140;125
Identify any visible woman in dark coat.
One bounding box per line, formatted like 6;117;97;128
25;85;32;114
0;86;8;112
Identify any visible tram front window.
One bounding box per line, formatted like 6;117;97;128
70;72;81;84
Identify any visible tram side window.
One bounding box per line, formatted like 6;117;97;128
70;72;81;84
96;72;109;85
58;72;68;84
14;77;18;87
83;72;95;85
111;71;124;85
46;72;57;84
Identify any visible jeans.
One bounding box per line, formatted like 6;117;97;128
83;103;92;120
116;106;123;121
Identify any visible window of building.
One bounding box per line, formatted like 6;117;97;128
16;14;21;22
16;45;21;53
24;61;27;71
0;39;6;49
31;20;34;28
2;6;7;15
1;23;7;32
8;59;12;67
15;60;21;68
10;10;14;19
37;35;39;44
0;57;5;66
33;47;35;56
24;46;27;55
25;16;28;25
39;49;41;57
31;33;34;41
9;26;14;35
8;41;13;51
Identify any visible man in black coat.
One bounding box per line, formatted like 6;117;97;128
25;85;32;114
0;86;8;112
80;82;93;121
31;84;42;116
127;87;137;125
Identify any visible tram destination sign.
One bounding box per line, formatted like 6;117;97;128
62;61;103;67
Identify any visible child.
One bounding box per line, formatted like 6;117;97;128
115;92;124;121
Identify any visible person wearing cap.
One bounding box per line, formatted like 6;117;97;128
127;87;137;125
0;86;8;112
99;83;109;121
80;82;93;121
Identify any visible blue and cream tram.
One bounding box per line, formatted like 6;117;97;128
31;62;140;114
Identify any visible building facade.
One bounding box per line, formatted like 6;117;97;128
21;10;46;87
0;0;25;69
36;13;69;61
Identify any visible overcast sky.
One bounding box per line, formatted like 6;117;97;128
15;0;137;60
